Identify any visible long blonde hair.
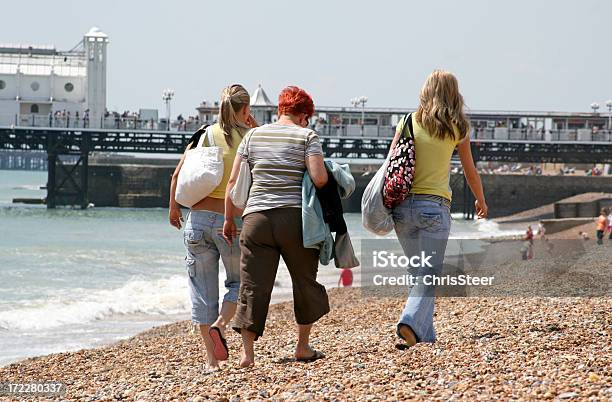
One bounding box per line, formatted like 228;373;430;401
415;70;470;141
219;84;250;146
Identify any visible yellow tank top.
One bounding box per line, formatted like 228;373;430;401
401;114;463;201
207;123;249;199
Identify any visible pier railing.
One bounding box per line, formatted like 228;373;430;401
0;113;203;132
313;125;612;142
470;127;612;142
2;113;612;143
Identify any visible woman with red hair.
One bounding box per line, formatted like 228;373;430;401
223;86;329;367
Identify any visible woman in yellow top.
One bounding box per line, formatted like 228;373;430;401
168;84;257;371
392;71;488;349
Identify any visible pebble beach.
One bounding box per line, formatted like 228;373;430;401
1;199;611;401
1;285;610;400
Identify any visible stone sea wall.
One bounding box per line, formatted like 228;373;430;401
80;163;612;218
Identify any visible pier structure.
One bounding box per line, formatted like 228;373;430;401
0;27;108;129
0;150;47;170
198;85;612;142
1;124;612;218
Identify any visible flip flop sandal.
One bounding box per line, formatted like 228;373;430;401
396;323;417;349
208;327;229;361
295;349;325;363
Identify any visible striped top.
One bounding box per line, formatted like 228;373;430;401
237;123;323;216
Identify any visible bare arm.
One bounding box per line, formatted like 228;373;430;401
305;154;328;189
457;137;488;218
224;153;243;221
168;142;193;229
222;153;244;245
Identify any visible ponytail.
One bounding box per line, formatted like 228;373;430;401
219;84;250;147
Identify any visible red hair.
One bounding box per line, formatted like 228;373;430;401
278;86;315;118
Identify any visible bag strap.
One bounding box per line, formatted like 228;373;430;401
243;128;256;163
194;124;217;148
205;125;216;147
403;113;415;140
194;124;209;148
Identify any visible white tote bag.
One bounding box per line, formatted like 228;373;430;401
229;129;254;210
361;157;394;235
175;126;223;208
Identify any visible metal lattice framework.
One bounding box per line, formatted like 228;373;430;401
0;127;189;155
2;126;612;210
2;127;612;163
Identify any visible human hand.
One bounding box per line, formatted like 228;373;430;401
475;199;488;219
169;207;183;229
222;218;237;245
246;114;259;128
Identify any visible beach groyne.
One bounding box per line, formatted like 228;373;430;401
553;193;612;218
57;162;612;217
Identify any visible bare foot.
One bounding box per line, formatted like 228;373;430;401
206;356;220;369
240;350;254;368
202;362;220;375
295;344;316;360
398;324;417;347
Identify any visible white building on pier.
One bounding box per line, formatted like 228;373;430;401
0;27;108;128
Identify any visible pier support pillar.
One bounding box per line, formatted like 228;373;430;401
46;131;90;209
462;175;475;219
46;151;57;208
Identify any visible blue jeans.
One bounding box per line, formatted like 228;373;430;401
184;210;242;325
392;196;451;343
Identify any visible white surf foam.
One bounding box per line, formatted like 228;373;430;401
449;216;523;239
0;275;190;331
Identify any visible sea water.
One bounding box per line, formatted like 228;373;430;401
0;170;522;366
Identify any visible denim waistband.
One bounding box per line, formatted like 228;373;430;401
408;194;451;208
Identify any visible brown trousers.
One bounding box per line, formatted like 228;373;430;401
232;208;330;339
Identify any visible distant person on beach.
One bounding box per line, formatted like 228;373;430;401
169;84;257;372
520;241;530;260
524;225;534;259
391;71;488;349
596;208;607;245
224;86;329;367
537;222;546;239
338;268;353;287
607;209;612;240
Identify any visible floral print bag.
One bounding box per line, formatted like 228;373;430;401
382;113;416;209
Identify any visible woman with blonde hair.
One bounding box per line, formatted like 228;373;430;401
392;70;487;348
169;84;257;371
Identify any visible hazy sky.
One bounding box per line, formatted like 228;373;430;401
5;0;611;116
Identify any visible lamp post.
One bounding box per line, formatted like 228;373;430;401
351;96;368;135
606;99;612;130
162;88;175;131
590;102;600;113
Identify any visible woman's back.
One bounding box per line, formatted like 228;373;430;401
408;114;463;201
237;123;322;216
208;123;248;199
